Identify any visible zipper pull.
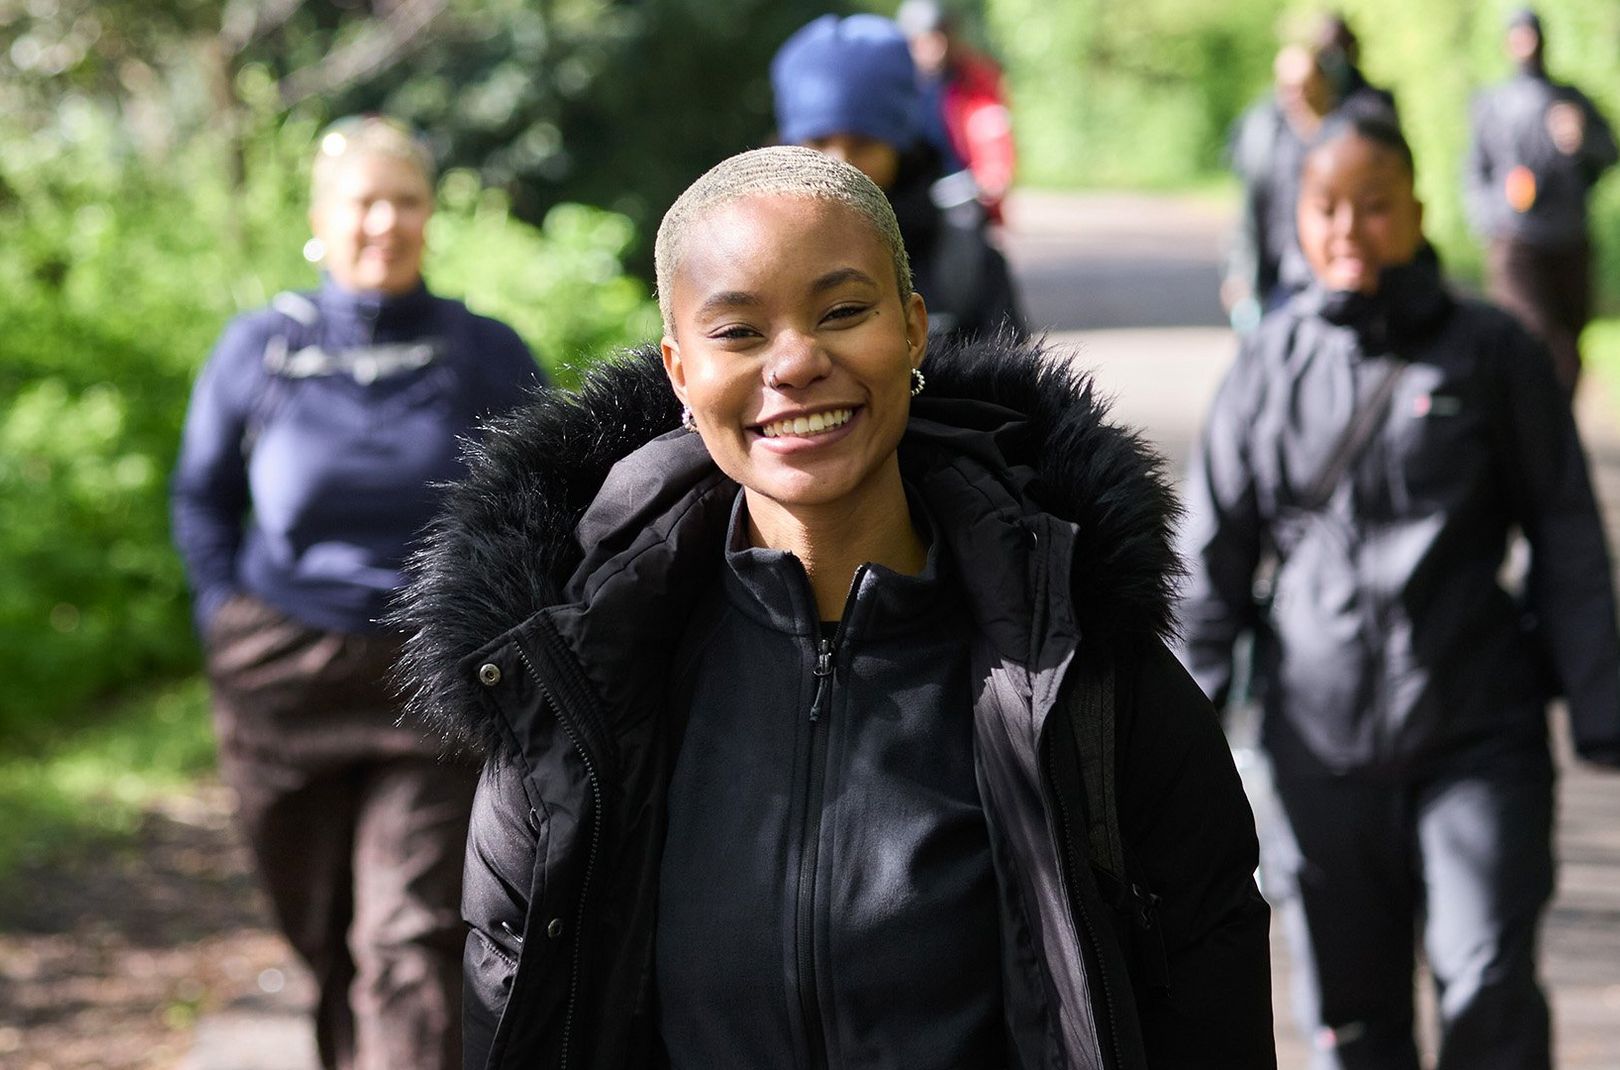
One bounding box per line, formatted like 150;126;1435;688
809;638;834;723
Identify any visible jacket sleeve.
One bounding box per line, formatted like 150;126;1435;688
1492;323;1620;764
1464;91;1501;238
1574;88;1618;183
469;317;547;416
1175;339;1267;711
170;317;261;631
1120;638;1276;1068
979;242;1027;341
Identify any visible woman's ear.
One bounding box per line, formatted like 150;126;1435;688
660;335;688;405
904;291;929;367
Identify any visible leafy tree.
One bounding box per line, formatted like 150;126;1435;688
0;104;655;746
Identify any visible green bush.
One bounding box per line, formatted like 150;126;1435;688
0;109;657;748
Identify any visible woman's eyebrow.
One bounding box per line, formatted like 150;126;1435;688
695;290;759;318
810;267;878;293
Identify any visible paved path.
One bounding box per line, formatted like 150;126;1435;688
182;190;1620;1067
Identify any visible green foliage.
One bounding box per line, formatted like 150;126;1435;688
233;0;846;271
985;0;1620;298
0;107;655;747
986;0;1282;187
0;677;215;876
430;173;661;385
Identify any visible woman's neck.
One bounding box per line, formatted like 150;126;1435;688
743;462;927;622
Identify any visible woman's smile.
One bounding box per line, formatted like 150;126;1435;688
755;405;860;444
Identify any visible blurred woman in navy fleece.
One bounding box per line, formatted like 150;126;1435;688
170;116;542;1070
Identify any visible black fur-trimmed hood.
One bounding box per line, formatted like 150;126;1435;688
392;333;1182;754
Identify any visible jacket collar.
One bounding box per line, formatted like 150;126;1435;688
721;489;955;641
315;274;436;338
391;333;1182;755
1299;243;1454;352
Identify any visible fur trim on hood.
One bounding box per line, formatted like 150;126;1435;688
390;333;1181;755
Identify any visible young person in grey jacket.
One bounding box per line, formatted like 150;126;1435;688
394;146;1274;1069
1180;112;1620;1070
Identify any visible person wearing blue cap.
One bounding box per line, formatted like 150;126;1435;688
771;13;1025;343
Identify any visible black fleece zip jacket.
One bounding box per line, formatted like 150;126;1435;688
392;335;1275;1070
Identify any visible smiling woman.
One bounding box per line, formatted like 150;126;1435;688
170;115;544;1070
1180;112;1620;1068
394;146;1277;1070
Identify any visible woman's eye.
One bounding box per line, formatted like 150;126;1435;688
710;324;758;341
824;303;870;324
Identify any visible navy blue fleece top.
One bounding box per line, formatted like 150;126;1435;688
171;277;542;634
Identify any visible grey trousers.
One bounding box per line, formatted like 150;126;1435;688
1264;749;1555;1070
205;593;478;1070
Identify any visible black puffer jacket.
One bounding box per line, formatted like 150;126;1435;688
393;336;1273;1070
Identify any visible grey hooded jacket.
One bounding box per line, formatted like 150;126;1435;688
392;336;1274;1070
1179;255;1620;777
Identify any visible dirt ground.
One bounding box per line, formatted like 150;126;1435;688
0;783;301;1069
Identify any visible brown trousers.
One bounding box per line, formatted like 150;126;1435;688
204;594;476;1070
1486;236;1592;399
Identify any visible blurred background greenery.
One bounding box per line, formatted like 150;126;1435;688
2;0;1617;867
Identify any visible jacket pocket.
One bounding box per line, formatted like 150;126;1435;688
464;927;520;1068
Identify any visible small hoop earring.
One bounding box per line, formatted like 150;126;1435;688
910;367;926;397
680;405;697;433
302;237;325;263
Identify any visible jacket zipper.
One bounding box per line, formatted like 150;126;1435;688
796;634;836;1069
1043;739;1123;1070
513;644;603;1070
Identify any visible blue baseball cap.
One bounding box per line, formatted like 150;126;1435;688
771;15;920;151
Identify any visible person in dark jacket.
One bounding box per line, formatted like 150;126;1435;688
1312;12;1397;120
1465;8;1616;397
392;146;1273;1069
771;13;1025;343
171;115;543;1070
1222;41;1339;331
1180;112;1620;1070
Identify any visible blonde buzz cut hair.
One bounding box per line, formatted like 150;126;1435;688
654;145;912;333
310;116;436;206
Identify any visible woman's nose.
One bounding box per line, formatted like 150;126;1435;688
364;200;399;234
764;332;831;390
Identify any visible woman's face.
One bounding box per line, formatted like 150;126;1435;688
310;152;432;295
1296;133;1424;295
661;194;927;515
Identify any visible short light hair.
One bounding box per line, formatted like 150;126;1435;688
654;145;912;333
310;115;436;205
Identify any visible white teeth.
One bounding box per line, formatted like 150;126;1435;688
761;408;853;439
